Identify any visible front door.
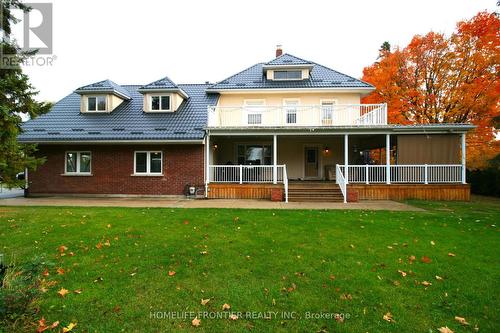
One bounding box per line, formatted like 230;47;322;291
304;147;319;178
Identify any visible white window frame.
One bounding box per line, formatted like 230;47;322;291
87;96;107;112
283;98;300;125
133;151;163;175
64;151;92;175
243;99;265;125
273;70;303;81
149;94;172;112
320;99;338;124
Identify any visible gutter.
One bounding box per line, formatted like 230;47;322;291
18;139;204;145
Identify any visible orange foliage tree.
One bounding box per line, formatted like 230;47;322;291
362;11;500;168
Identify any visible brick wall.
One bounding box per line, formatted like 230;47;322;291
28;144;205;196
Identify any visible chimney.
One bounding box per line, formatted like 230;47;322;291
275;44;283;57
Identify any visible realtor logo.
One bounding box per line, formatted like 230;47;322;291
12;2;53;54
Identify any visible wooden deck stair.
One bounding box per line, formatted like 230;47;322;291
288;182;344;202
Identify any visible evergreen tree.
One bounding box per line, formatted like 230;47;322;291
0;0;51;187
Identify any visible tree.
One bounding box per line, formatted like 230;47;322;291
362;11;500;168
0;0;51;187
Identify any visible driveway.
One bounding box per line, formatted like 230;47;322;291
0;196;423;211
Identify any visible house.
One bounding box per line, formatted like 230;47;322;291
19;47;473;202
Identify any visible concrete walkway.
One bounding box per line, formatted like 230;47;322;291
0;196;423;211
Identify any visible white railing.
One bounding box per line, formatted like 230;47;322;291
208;164;289;202
335;164;347;203
338;164;464;184
207;104;387;128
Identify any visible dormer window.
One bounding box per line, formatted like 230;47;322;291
151;95;171;111
87;96;107;111
273;70;302;80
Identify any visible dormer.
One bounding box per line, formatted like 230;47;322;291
75;80;131;113
138;76;188;113
263;50;314;81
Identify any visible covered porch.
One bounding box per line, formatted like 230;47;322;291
204;126;471;202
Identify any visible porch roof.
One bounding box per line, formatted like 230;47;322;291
206;123;475;135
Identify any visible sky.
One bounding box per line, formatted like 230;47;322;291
11;0;498;102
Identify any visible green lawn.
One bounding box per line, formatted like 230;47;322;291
0;199;499;332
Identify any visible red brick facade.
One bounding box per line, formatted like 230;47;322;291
28;144;205;196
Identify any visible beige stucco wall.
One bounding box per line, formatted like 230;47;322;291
80;94;124;113
143;93;184;112
217;92;361;106
212;136;345;180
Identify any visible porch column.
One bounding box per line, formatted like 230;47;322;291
461;133;466;184
344;134;349;184
273;134;277;184
205;134;210;197
386;134;391;184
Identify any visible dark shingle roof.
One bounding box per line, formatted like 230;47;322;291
19;84;218;142
208;53;373;90
74;79;131;100
265;53;312;66
139;76;178;90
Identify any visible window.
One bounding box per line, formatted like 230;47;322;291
65;152;91;174
321;100;337;125
244;100;265;125
151;95;171;111
273;70;302;80
87;96;106;111
283;99;299;124
237;144;272;165
134;151;163;174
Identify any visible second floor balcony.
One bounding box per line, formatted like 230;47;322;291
207;103;387;128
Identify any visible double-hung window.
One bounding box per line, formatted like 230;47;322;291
87;96;106;111
134;151;163;175
151;95;171;111
65;151;91;174
283;99;299;124
244;100;265;125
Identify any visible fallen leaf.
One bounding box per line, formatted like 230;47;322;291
201;298;210;305
431;240;436;246
287;283;297;292
107;224;112;228
58;245;68;254
56;267;65;275
421;281;432;287
421;256;432;264
42;269;49;277
93;277;103;283
50;321;59;329
408;255;416;264
340;293;352;300
435;275;444;281
448;252;456;257
329;274;336;280
438;327;454;333
398;270;407;277
36;317;48;332
112;305;121;313
383;312;395;323
222;303;231;310
168;271;176;276
95;242;103;249
200;251;208;255
454;316;470;325
74;289;82;294
229;314;238;320
57;288;69;297
62;322;77;332
192;317;201;327
104;239;111;247
350;244;355;249
183;220;189;225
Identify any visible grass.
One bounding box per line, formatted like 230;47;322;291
0;198;499;332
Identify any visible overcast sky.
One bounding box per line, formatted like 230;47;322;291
14;0;498;102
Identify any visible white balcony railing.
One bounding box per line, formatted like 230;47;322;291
207;104;387;128
338;165;464;184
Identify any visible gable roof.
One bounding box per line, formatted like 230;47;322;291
138;76;189;98
265;53;313;66
19;84;218;143
208;53;374;91
74;79;132;100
